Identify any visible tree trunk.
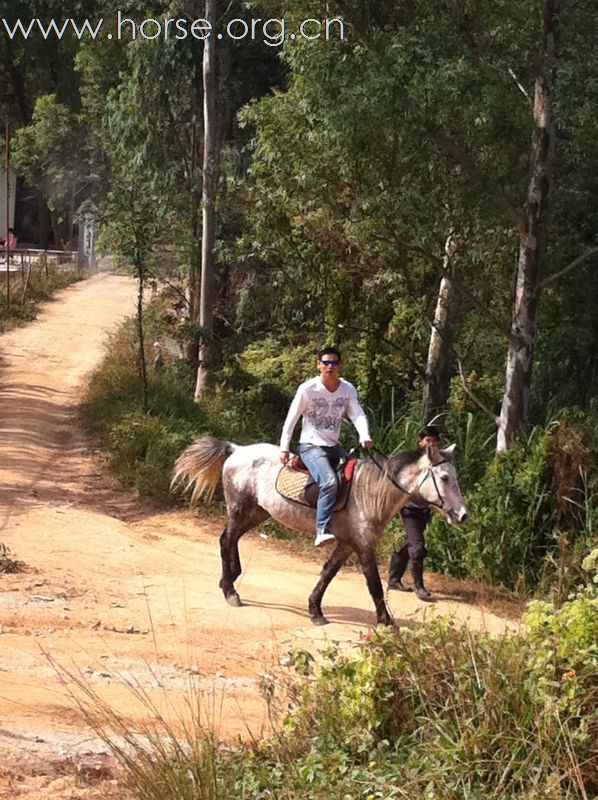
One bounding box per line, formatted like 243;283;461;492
194;0;218;402
497;0;559;452
422;231;457;420
136;254;148;412
188;119;201;323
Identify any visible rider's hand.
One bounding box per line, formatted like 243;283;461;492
362;440;373;450
280;450;290;465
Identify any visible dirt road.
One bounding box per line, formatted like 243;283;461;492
0;272;520;798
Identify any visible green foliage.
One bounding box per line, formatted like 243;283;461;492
426;415;597;593
201;338;313;443
83;305;202;499
89;580;597;799
525;547;598;691
246;591;596;798
12;94;84;214
107;410;196;501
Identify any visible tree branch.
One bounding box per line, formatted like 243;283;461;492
401;253;501;424
430;131;526;235
457;359;500;424
400;238;516;344
335;320;427;380
540;245;598;288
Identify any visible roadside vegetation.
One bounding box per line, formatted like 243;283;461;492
66;551;597;799
0;266;81;334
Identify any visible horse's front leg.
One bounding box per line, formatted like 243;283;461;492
309;542;352;625
357;546;394;627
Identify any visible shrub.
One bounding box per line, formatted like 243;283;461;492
426;417;597;593
83;309;203;500
88;611;596;799
251;579;596;799
107;410;196;500
525;547;598;709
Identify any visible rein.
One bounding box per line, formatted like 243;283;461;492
364;447;449;510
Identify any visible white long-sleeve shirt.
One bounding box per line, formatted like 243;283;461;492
280;377;371;451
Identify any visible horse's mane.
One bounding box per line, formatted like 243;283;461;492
355;449;425;520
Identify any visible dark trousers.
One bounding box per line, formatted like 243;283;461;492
397;505;430;562
388;505;431;585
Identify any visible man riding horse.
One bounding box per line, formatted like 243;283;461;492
172;350;468;626
279;346;373;546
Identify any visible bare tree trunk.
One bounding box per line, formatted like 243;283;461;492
497;0;559;452
188;119;200;323
422;231;457;420
194;0;218;402
136;253;148;412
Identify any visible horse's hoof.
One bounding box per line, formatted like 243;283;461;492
311;615;329;626
377;617;396;629
226;593;242;607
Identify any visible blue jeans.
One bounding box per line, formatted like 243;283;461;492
298;444;346;534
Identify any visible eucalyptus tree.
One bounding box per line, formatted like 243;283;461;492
0;0;89;125
245;0;598;445
243;3;517;412
77;1;284;400
194;0;218;400
331;0;598;450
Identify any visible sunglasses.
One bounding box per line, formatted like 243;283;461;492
320;359;340;367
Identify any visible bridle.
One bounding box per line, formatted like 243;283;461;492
365;448;450;511
417;460;451;510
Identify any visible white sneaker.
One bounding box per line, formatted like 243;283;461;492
314;529;335;547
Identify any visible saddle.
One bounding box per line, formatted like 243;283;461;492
275;455;358;511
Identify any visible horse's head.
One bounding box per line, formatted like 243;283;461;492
414;443;468;525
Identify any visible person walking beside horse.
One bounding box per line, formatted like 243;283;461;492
387;425;441;601
279;346;373;546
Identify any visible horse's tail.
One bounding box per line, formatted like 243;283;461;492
172;436;237;504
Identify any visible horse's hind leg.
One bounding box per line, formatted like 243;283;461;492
219;506;269;607
357;546;394;627
309;542;352;625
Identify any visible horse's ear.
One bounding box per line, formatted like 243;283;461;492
425;443;439;462
443;443;456;454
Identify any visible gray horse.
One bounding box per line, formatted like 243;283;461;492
173;436;468;626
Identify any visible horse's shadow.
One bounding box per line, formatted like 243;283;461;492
241;598;378;628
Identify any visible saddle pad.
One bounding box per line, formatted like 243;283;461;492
275;463;355;511
275;464;311;506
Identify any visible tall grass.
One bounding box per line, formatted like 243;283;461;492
53;604;596;800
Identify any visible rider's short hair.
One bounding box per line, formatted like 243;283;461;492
318;346;341;362
418;425;440;442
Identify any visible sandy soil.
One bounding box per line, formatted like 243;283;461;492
0;272;521;798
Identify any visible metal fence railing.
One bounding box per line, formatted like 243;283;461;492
1;248;82;306
0;248;79;274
